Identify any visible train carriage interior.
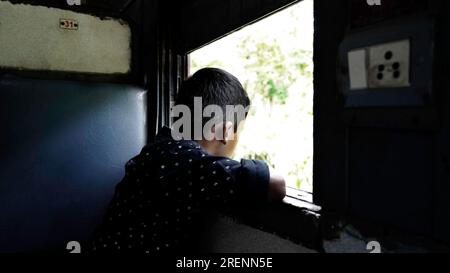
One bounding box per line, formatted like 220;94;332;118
1;0;450;255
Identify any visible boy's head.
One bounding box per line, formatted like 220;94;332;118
173;68;250;157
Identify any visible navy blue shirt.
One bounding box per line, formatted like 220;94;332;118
89;127;270;254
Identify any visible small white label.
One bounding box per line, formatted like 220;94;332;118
60;19;79;30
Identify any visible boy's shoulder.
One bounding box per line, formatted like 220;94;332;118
126;127;235;177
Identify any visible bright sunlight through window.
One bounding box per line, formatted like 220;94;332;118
190;0;314;193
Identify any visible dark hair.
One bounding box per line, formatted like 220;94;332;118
174;67;251;132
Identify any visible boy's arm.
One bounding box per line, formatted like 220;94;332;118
229;159;286;203
267;168;286;202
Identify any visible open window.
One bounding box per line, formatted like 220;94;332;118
188;0;314;194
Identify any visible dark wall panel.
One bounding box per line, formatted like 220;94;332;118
349;129;434;235
0;75;146;252
434;0;450;244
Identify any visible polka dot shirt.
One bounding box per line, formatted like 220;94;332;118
88;127;270;254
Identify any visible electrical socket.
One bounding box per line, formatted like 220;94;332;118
368;39;410;88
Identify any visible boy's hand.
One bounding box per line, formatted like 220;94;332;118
267;168;286;202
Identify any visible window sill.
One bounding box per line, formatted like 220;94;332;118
227;188;322;251
284;187;321;213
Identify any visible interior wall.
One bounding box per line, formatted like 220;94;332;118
433;0;450;244
0;1;132;74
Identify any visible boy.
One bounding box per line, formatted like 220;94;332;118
89;68;286;254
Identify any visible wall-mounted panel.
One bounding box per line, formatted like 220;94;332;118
0;1;131;74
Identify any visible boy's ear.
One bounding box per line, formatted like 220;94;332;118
220;121;235;145
211;121;234;144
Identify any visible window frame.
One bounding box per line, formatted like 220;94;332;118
160;0;322;247
180;0;315;199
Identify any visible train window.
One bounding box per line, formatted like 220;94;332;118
0;1;131;74
189;0;314;193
